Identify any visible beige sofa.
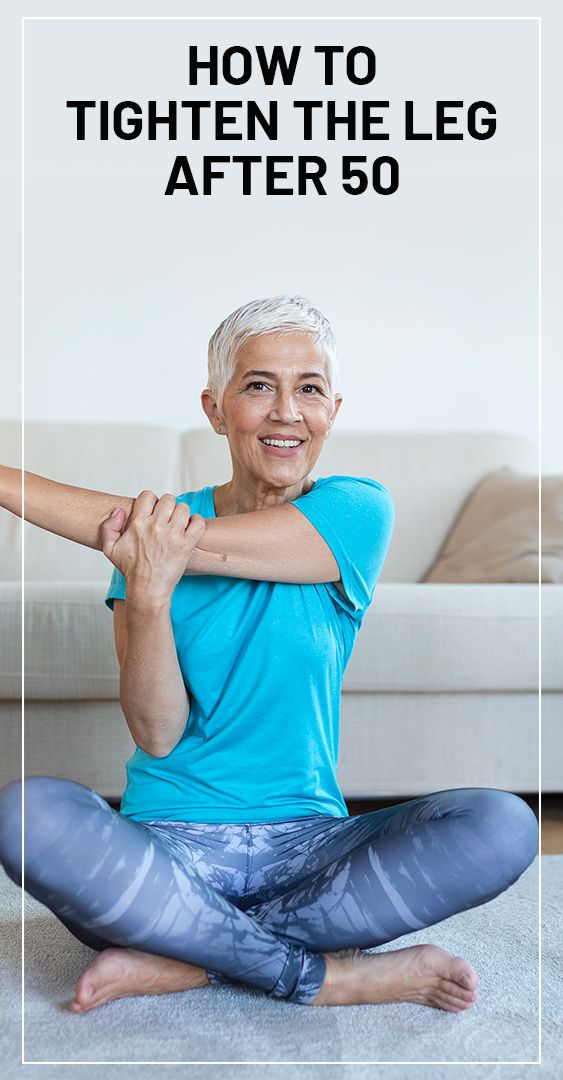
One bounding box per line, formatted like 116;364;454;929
1;420;559;799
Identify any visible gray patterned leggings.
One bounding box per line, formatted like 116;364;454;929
0;777;538;1004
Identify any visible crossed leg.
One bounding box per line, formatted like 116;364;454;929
0;777;326;1003
244;786;539;948
240;787;539;1006
0;778;538;1010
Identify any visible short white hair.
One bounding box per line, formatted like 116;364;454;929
206;294;340;411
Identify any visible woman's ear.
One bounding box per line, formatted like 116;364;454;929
331;394;343;421
200;388;223;432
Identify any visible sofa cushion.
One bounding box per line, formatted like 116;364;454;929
423;467;562;583
20;583;119;700
7;581;559;701
346;583;548;692
0;583;21;698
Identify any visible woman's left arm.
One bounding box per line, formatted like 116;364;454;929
184;505;341;585
0;467;134;550
1;466;340;586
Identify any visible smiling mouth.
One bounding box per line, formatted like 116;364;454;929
258;437;305;445
258;437;306;453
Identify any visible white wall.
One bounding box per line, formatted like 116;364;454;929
3;0;561;473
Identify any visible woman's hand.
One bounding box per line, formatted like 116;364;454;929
100;490;206;602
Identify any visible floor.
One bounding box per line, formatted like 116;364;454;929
12;794;556;1070
7;855;549;1068
347;792;561;852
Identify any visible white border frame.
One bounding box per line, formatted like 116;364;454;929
20;12;540;1067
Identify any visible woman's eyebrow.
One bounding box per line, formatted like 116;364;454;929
242;369;327;383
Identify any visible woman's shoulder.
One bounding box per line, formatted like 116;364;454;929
292;476;395;538
175;486;214;514
302;475;393;500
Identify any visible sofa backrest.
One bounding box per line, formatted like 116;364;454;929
1;420;538;583
181;429;538;583
1;420;181;584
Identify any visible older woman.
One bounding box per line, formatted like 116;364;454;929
0;295;538;1013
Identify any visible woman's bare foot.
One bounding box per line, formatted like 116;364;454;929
70;948;210;1013
311;943;479;1011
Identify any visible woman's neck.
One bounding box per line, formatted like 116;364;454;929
214;477;314;517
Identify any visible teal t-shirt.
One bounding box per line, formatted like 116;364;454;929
104;475;395;823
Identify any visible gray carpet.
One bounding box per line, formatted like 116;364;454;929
1;857;561;1079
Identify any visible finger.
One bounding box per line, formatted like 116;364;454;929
100;510;126;557
185;513;206;539
153;493;181;522
109;507;126;531
170;501;192;529
131;490;159;518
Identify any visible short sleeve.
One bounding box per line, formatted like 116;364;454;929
104;565;127;611
291;475;395;619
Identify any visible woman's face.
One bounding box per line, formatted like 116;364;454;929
206;332;342;487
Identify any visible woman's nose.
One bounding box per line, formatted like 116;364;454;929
268;392;302;423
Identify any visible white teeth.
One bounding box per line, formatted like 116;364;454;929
261;438;302;448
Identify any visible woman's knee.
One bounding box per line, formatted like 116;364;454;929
0;776;106;880
494;790;538;874
460;787;538;879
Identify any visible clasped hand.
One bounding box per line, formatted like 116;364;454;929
100;490;206;600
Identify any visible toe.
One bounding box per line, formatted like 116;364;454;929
452;960;479;991
432;990;474;1013
442;978;478;1003
77;985;94;1006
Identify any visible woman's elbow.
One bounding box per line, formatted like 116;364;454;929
130;731;178;759
144;741;174;759
122;710;188;759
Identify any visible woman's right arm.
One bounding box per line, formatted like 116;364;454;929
106;492;205;760
113;594;190;759
0;466;134;550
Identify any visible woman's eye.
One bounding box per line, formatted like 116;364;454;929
245;381;322;394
